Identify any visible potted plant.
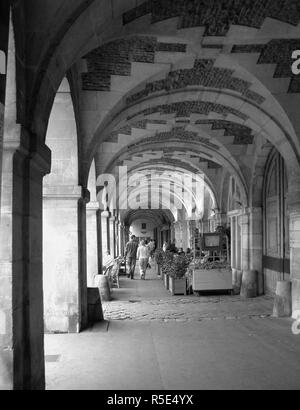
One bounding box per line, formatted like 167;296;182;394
160;251;174;289
168;255;190;296
192;259;233;294
154;249;164;277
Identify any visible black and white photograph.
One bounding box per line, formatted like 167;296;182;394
0;0;300;394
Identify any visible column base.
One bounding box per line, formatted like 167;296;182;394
273;280;292;317
240;270;258;298
232;269;242;295
292;279;300;319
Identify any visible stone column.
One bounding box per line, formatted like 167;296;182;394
182;220;189;250
249;207;264;295
43;186;89;334
239;212;250;272
109;215;116;258
78;189;89;331
236;217;242;271
174;221;183;249
288;196;300;318
86;201;99;286
0;16;51;389
230;216;236;269
96;210;103;274
116;220;121;256
101;210;110;258
0;137;51;390
230;213;243;293
119;224;125;256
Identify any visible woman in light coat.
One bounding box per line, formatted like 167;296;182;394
137;239;150;280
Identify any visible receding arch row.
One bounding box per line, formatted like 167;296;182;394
105;156;225;213
88;88;300;188
95;133;251;208
116;162;218;218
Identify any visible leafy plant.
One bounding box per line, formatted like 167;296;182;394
170;255;190;279
193;260;230;270
154;249;164;265
160;253;190;279
160;251;174;275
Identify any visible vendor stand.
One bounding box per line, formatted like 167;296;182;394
192;231;233;294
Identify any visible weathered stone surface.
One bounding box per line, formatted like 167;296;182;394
95;275;111;302
87;287;104;324
240;270;258;299
126;59;265;105
123;0;300;35
273;280;292;317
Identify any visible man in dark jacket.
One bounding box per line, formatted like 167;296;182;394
124;235;139;279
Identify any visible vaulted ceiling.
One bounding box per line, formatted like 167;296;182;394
6;0;300;215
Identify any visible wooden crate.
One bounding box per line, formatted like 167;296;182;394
192;269;233;291
169;276;187;296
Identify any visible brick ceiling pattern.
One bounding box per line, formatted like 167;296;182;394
195;120;254;145
82;36;186;91
107;119;167;142
120;155;221;171
106;119;253;146
123;0;300;35
127;128;219;150
126;59;265;106
232;39;300;93
126;100;248;121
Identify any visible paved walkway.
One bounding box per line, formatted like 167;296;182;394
45;265;300;390
102;266;274;322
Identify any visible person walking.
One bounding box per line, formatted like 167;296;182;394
137;239;150;280
124;235;138;279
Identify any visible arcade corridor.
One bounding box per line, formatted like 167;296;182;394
1;0;300;390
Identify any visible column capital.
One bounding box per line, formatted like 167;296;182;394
29;142;52;176
87;201;99;211
43;185;84;200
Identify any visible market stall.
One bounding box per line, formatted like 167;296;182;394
191;230;233;294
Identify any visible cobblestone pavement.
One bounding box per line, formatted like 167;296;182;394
102;266;274;322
